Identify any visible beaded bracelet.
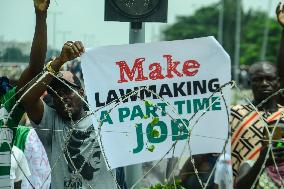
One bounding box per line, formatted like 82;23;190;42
45;61;59;75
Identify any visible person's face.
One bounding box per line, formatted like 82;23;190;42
250;65;279;101
51;86;84;120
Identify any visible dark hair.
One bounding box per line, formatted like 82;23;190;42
249;61;278;76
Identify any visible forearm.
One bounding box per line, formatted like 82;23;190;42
16;10;47;92
235;154;266;189
29;11;47;74
21;58;63;104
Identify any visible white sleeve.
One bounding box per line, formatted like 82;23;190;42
10;146;31;182
22;129;51;189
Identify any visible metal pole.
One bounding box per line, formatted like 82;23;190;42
234;0;241;83
260;0;272;61
218;0;224;45
51;12;62;50
125;22;145;189
58;31;71;45
129;22;145;44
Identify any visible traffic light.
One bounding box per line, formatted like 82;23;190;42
104;0;168;23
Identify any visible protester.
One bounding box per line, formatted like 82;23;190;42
231;61;284;189
0;0;49;188
179;153;218;189
10;143;31;189
138;158;178;188
22;41;117;188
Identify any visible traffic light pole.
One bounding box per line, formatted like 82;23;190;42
129;22;145;44
124;22;145;189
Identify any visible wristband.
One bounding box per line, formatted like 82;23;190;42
45;61;59;75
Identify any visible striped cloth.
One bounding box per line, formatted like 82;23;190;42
0;88;24;189
230;104;284;178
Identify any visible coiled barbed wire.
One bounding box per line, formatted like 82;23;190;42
2;71;284;189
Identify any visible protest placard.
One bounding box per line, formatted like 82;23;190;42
81;36;231;169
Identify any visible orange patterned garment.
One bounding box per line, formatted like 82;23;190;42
230;104;284;178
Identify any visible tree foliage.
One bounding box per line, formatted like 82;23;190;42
140;178;185;189
1;47;29;62
162;1;282;66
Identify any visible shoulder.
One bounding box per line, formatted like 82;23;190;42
13;125;31;151
231;104;254;118
43;101;57;115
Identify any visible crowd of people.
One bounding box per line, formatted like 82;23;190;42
1;1;284;189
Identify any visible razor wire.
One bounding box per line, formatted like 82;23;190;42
1;69;284;189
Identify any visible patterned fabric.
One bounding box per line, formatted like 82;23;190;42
0;87;24;189
230;104;284;178
12;125;51;189
21;128;51;189
258;170;284;189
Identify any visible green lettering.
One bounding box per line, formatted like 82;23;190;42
133;123;144;154
193;98;209;113
211;96;221;110
99;111;113;125
171;119;189;141
130;105;144;121
118;107;130;122
146;121;168;143
186;99;192;113
146;105;158;117
174;100;185;114
157;103;167;116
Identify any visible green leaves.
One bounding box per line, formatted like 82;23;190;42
143;115;149;119
147;145;155;152
145;100;154;107
150;117;159;126
151;129;160;138
162;1;281;66
143;178;185;189
277;141;283;148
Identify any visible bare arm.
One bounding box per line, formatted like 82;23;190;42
16;1;50;93
276;3;284;105
21;41;84;124
235;145;284;189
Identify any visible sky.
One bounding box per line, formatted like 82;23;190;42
0;0;281;50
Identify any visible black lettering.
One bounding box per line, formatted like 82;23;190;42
173;82;186;97
140;85;158;99
193;80;207;94
208;78;220;92
106;90;119;104
95;92;106;108
159;84;173;97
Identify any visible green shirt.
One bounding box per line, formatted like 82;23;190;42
13;125;30;152
0;87;24;188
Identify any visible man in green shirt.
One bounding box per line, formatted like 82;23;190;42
0;1;49;188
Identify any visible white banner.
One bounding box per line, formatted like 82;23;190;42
81;37;231;169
